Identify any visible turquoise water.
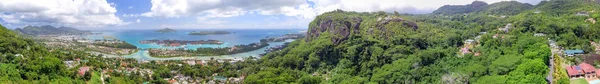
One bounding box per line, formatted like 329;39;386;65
88;29;305;60
591;80;600;84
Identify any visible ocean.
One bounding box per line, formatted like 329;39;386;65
87;29;306;60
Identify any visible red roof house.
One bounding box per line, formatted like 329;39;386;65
567;63;598;78
566;66;582;77
580;63;596;73
78;66;90;76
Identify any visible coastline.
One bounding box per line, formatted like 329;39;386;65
104;39;295;60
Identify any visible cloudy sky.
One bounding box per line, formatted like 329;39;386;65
0;0;542;30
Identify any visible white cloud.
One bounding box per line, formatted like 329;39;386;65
141;0;307;18
136;19;141;23
307;0;543;14
0;0;127;28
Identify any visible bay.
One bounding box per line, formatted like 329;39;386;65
87;29;305;60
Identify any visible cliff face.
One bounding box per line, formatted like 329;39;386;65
306;15;362;45
305;11;419;45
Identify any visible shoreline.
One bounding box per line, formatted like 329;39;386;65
101;39;295;60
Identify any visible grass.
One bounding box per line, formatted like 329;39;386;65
571;78;589;84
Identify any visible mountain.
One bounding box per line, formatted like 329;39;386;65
479;1;534;15
535;0;600;15
13;25;90;35
432;1;488;14
432;1;534;15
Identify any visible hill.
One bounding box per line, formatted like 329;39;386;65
13;25;91;35
432;1;488;14
244;8;554;83
432;1;534;15
479;1;534;15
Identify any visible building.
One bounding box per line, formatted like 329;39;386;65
566;63;597;78
576;11;589;16
79;66;90;76
566;66;584;78
565;50;584;56
534;33;545;37
464;39;475;44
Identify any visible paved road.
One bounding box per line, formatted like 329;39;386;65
547;39;560;84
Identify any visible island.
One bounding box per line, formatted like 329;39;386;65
188;31;231;36
156;28;176;33
140;39;223;46
260;33;305;42
149;42;269;57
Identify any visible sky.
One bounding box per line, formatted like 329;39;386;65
0;0;543;30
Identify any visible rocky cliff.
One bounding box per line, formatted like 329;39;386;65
305;10;419;45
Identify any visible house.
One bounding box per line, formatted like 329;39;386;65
498;23;512;33
464;39;475;44
580;63;597;78
566;63;597;78
79;66;90;76
576;11;589;16
534;33;545;37
565;50;584;56
566;66;584;78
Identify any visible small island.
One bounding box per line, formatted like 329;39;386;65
188;31;231;36
156;28;176;33
140;39;223;46
149;42;269;57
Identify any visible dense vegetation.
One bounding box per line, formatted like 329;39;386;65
0;24;86;83
92;41;138;49
243;0;600;83
433;1;534;15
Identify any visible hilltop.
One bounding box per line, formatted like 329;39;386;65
433;1;533;15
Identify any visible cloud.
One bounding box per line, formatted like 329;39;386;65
136;19;141;23
307;0;543;14
0;0;127;28
140;0;307;18
128;6;133;9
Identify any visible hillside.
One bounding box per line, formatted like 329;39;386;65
243;0;600;83
433;1;534;15
432;1;488;14
14;25;91;35
479;1;534;15
244;8;553;83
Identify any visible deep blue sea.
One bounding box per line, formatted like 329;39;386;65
87;29;306;60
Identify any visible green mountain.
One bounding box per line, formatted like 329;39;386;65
433;1;534;15
14;25;91;35
432;1;488;14
244;0;600;83
535;0;600;16
479;1;534;15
